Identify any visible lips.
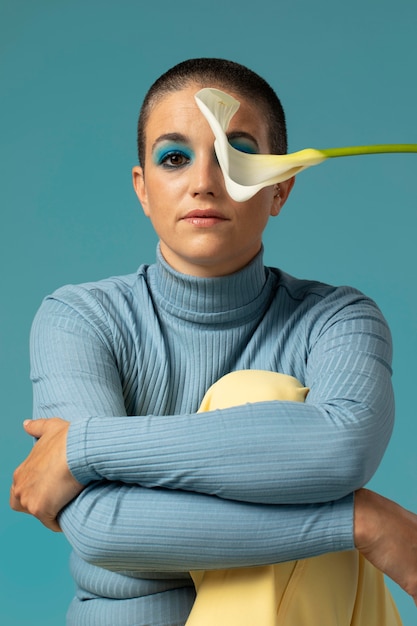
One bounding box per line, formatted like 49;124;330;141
182;209;229;226
183;209;227;220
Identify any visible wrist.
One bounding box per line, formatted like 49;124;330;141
354;488;377;550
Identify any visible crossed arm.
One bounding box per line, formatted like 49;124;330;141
10;292;417;603
10;415;417;601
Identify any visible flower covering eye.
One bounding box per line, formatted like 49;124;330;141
194;87;417;202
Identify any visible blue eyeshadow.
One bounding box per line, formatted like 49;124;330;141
153;143;194;165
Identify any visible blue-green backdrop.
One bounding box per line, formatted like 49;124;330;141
1;0;416;623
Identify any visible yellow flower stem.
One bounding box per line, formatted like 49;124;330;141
321;144;417;158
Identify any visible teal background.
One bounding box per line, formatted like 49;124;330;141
1;0;416;623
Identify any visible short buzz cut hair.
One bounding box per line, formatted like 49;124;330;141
137;58;288;167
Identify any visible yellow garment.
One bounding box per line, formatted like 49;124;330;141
185;370;402;626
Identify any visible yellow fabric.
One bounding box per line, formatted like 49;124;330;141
197;370;309;412
186;370;402;626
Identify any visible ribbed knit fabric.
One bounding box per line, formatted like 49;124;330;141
30;247;394;625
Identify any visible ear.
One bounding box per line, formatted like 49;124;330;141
270;176;295;217
132;166;150;216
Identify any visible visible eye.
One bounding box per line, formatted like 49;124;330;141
154;146;193;169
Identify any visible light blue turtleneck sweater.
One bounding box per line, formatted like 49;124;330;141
30;248;394;626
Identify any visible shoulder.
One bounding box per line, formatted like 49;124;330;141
270;266;380;309
271;267;337;302
268;266;390;336
31;264;154;339
43;264;151;309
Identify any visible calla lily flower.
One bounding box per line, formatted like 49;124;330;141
194;87;417;202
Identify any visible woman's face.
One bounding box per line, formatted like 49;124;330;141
133;83;294;277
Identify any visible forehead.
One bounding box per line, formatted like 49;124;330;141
145;84;270;149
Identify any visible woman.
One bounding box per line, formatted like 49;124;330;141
11;58;417;625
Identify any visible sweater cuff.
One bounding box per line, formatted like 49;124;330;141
67;418;102;485
329;492;355;553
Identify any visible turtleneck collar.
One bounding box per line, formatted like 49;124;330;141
147;245;277;325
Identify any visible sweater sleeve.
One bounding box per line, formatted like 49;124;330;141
58;481;354;573
63;290;394;505
30;286;390;571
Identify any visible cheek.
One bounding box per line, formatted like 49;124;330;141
148;173;185;203
258;186;275;205
244;190;274;222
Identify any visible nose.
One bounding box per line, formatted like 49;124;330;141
189;150;223;197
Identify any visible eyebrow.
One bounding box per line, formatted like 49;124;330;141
151;133;188;153
151;130;260;153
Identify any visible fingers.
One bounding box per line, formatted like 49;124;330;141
9;484;24;512
23;417;61;438
9;480;62;532
10;416;78;532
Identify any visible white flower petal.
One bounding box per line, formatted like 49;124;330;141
195;88;325;201
195;88;417;202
